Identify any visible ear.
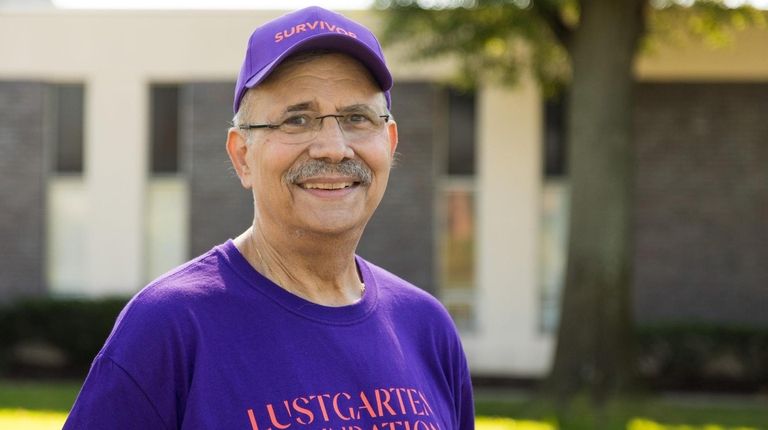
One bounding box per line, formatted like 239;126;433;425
386;120;398;158
225;128;252;189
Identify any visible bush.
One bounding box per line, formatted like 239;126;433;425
2;297;768;392
0;297;128;378
636;324;768;392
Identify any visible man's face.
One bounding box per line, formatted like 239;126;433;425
227;53;398;239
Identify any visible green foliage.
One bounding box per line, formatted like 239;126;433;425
0;297;128;378
636;324;768;392
374;0;571;96
647;2;767;51
375;0;767;97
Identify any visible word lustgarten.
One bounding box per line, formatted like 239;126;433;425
247;388;438;430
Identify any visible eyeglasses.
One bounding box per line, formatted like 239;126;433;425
237;112;390;145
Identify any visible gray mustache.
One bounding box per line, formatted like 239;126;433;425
284;159;372;185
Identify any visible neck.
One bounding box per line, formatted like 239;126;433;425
233;224;364;306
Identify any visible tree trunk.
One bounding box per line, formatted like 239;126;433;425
546;0;646;404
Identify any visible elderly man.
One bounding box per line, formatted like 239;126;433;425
64;6;474;430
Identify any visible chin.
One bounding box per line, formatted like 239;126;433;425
296;216;367;238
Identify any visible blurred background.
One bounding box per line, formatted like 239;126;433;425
1;0;767;428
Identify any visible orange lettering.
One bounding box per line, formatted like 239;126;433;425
274;32;284;42
389;388;407;414
309;394;332;421
247;409;260;430
406;389;424;416
357;391;377;419
375;389;398;417
333;392;355;421
417;391;434;416
306;20;319;30
326;23;337;32
292;397;314;425
282;27;296;39
296;24;307;33
266;402;291;429
414;421;430;430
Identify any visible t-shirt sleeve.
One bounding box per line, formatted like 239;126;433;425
457;359;475;430
63;354;170;430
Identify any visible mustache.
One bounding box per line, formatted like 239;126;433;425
284;159;372;186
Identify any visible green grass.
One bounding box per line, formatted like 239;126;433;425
474;392;768;430
0;380;80;430
1;380;767;430
0;380;80;412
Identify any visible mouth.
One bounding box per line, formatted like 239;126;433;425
299;182;358;190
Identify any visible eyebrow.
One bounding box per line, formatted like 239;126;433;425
284;102;315;113
280;102;381;115
339;104;379;114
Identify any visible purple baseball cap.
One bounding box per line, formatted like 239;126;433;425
233;6;393;113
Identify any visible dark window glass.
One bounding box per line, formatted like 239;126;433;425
53;84;85;173
150;85;179;173
544;93;568;177
447;90;476;176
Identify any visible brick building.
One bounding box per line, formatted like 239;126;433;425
1;7;767;378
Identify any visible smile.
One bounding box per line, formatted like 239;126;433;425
300;182;356;190
297;180;360;190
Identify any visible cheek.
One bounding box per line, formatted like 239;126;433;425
255;144;303;184
362;138;396;169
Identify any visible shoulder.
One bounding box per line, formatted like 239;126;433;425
361;258;457;330
139;245;229;303
100;245;233;358
364;259;439;300
360;258;469;371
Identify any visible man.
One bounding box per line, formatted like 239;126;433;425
64;6;474;430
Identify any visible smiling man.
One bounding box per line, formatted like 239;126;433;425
64;6;474;430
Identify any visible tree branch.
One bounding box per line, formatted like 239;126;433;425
531;1;574;51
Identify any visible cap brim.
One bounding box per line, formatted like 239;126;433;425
234;33;392;112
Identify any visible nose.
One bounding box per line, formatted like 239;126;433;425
307;117;354;163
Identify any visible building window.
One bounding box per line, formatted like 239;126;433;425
438;89;477;331
47;83;87;294
539;93;569;332
145;84;187;282
543;93;567;177
447;90;476;176
150;84;180;174
51;84;85;173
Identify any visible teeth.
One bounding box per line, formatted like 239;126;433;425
302;182;353;190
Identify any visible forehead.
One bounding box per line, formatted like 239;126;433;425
249;53;385;112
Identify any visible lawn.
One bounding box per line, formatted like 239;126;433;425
1;380;766;430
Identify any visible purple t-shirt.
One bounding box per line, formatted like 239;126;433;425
64;241;474;430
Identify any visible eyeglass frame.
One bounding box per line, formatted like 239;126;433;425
234;112;391;144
